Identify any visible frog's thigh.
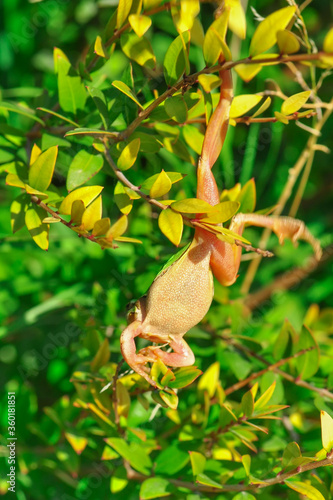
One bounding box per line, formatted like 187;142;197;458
152;336;195;367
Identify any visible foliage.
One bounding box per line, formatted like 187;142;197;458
1;0;333;499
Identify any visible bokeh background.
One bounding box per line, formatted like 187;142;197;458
0;0;332;498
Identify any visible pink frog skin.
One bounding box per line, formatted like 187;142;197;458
120;67;322;387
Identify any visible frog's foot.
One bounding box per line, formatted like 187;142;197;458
230;213;322;261
148;337;195;368
120;321;157;387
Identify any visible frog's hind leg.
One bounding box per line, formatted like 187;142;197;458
120;321;157;386
145;336;195;368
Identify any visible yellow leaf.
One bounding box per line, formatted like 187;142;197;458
91;338;110;372
117;138;140;171
93;217;111;237
252;97;271;118
199;201;240;223
150;170;172;198
227;0;246;39
114;182;133;215
249;6;296;56
254;381;276;411
59;186;103;215
281;90;311;115
114;236;142;244
230;95;263;118
198;362;220;397
29;145;58;192
71;199;85;225
129;14;152;37
277;29;300;54
171;198;213;213
43;217;60;223
81;196;102;231
116;381;131;417
203;8;230;66
274;111;289;124
190;17;205;47
25;206;49;251
235;63;262;82
198;74;222;93
323;27;333;53
30;143;41;165
6;173;26;189
107;215;128;239
53;47;69;73
158;208;183;246
173;0;200;31
65;433;88;455
94;35;108;59
321;411;333;452
117;0;132;29
285;481;325;500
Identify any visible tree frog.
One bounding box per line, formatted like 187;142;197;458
120;68;322;387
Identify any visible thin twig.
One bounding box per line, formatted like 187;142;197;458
112;359;125;428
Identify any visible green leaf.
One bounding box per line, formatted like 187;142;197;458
203;8;230;66
277;29;300;54
106;438;152;475
164;96;188;123
281;91;311;115
87;87;109;129
159;387;179;410
128;14;152;37
237;179;256;213
121;33;155;69
65;433;88;455
232;493;256;500
163;31;190;87
190;451;206;476
171;198;213;213
116;381;131;417
0;101;45;125
241;390;254;417
81;196;102;231
249;6;296;56
65;128;118;138
230;95;263;118
10;193;29;233
57;57;87;114
241;455;251;476
112;80;144;109
282;442;301;468
158;208;183;246
91;338;110;372
285;481;325;500
197;362;220;397
295;326;319;380
59;186;103;215
25;205;49;251
67;150;104;191
117;0;132;28
196;473;223;489
140;477;171;499
150;170;172;198
274;111;289;124
117;138;140;171
155;445;189;475
168;366;202;389
37;107;80;127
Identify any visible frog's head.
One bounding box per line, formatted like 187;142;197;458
126;296;146;324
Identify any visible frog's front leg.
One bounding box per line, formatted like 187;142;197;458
120;321;157;386
139;336;195;368
230;213;322;261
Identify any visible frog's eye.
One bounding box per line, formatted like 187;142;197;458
126;300;136;311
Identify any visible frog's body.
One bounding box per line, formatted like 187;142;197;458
120;67;322;387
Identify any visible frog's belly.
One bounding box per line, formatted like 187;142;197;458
142;238;214;337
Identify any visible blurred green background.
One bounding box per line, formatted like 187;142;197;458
0;0;332;498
